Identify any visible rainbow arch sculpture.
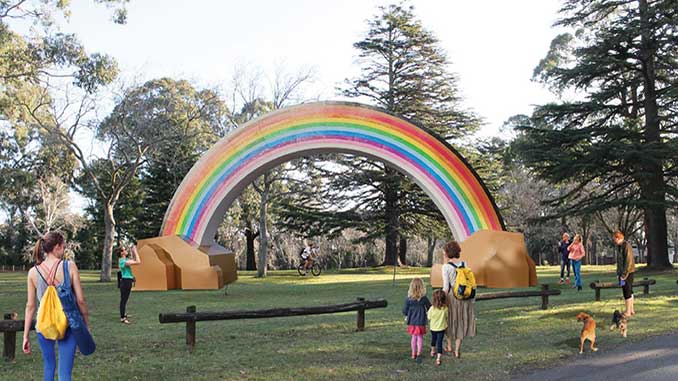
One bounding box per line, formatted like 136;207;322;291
161;102;505;244
134;102;535;290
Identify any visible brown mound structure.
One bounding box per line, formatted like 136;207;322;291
133;235;236;291
430;230;537;288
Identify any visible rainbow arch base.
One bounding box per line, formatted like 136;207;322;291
135;102;536;290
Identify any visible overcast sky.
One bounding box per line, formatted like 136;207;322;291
57;0;563;137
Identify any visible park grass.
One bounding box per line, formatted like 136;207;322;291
1;265;676;380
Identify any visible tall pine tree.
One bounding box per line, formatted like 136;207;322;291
339;3;480;265
515;0;677;268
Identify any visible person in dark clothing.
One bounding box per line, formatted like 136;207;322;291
558;233;572;284
118;245;141;324
402;277;431;361
613;231;636;316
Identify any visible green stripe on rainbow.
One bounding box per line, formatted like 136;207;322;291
160;102;504;245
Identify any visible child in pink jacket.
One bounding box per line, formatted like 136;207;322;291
568;234;585;291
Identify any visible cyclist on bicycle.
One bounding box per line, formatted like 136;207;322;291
300;241;318;276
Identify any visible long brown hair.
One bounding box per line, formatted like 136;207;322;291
432;289;447;308
32;231;65;264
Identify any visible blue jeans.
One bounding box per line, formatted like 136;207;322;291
572;260;582;287
37;328;76;381
430;330;445;354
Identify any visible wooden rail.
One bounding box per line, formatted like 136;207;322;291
589;278;656;301
1;313;35;361
159;297;388;351
475;284;560;310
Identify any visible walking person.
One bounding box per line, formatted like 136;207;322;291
118;244;141;324
613;231;636;316
568;234;586;291
402;277;431;361
427;290;449;365
22;232;90;381
558;233;572;284
442;240;476;358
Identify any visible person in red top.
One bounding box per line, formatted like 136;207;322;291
568;234;586;291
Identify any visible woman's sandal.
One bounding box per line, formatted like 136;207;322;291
435;358;441;366
121;317;131;324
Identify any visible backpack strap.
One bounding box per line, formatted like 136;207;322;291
35;265;49;284
61;260;71;289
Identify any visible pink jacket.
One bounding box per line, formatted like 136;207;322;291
568;242;585;261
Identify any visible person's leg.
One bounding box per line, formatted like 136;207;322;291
37;332;56;381
57;329;77;381
622;273;636;316
120;279;132;319
410;335;417;358
435;331;444;354
430;332;436;356
415;334;423;356
574;260;582;288
560;257;565;281
566;258;571;280
455;338;462;358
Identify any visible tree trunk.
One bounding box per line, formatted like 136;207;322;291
398;236;407;266
383;166;400;266
244;227;258;271
426;236;436;267
256;174;270;277
639;0;671;269
101;203;115;282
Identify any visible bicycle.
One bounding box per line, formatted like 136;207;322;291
298;260;322;276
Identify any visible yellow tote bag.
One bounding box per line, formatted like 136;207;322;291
36;285;68;340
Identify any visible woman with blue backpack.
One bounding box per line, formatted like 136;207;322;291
22;231;94;381
441;240;476;359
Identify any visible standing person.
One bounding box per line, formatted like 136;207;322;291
568;234;586;291
23;232;90;381
118;245;141;324
613;231;636;316
402;277;431;361
558;233;572;284
427;290;448;365
442;240;476;358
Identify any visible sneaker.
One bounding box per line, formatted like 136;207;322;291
559;278;564;284
565;278;570;284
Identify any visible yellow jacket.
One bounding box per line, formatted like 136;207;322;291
427;306;448;331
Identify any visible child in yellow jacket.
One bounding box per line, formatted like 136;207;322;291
427;289;449;365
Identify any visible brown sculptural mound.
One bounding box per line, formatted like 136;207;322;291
430;230;537;289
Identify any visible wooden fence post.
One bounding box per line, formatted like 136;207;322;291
540;285;549;310
3;312;17;361
594;280;601;301
643;278;650;295
356;297;365;331
186;306;196;352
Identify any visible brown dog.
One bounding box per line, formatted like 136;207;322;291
576;312;598;354
610;310;628;338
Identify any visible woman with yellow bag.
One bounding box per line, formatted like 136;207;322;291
22;231;90;381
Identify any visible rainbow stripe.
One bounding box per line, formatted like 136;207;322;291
161;102;504;245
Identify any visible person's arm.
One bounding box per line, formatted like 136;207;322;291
442;265;450;293
70;262;90;328
23;269;36;354
125;245;142;266
621;243;634;279
423;296;431;311
402;299;410;316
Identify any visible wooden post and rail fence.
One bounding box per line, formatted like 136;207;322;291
589;278;656;301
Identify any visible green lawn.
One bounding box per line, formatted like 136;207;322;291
1;265;676;380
